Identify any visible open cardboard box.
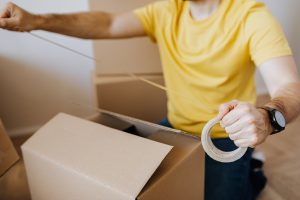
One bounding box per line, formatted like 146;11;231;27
0;120;19;177
21;110;204;200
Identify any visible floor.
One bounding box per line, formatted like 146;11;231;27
255;95;300;200
0;95;299;200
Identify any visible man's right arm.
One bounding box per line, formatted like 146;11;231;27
0;2;146;39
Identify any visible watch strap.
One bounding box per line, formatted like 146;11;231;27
258;106;285;135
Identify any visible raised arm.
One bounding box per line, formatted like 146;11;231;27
0;2;146;39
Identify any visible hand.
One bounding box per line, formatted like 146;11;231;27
0;2;39;32
217;100;273;148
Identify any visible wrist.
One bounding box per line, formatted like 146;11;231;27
33;14;47;30
258;108;273;135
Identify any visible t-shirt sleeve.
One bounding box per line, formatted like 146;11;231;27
244;6;292;66
134;1;169;42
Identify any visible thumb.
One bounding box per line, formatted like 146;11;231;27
0;7;10;18
0;2;13;18
217;100;239;120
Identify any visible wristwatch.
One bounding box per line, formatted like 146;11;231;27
259;106;286;134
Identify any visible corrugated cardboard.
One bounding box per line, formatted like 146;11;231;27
138;131;204;200
22;111;204;200
98;112;204;200
22;113;172;200
94;75;167;123
90;0;162;75
0;120;19;177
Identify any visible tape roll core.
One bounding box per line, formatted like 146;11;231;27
201;117;248;163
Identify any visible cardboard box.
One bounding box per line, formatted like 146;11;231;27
22;111;204;200
93;75;167;123
90;0;162;75
0;120;19;177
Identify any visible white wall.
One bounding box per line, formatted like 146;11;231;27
256;0;300;94
0;0;95;136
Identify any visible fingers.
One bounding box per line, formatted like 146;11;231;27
223;105;255;134
228;126;252;141
0;18;17;30
0;7;10;18
224;118;246;134
217;102;266;148
233;139;253;148
0;3;33;32
217;100;239;120
0;2;17;29
221;103;254;126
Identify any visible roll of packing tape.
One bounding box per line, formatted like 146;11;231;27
201;117;248;163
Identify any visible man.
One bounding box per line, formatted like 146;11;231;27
0;0;300;199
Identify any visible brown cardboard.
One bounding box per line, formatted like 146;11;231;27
94;75;167;123
22;113;173;200
137;131;204;200
22;111;204;200
0;120;19;177
90;0;162;75
93;111;204;200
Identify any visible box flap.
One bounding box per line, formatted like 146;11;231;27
0;120;19;177
138;131;204;200
22;113;172;200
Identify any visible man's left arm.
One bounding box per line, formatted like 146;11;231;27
218;56;300;147
259;56;300;122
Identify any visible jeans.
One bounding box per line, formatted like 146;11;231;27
159;118;256;200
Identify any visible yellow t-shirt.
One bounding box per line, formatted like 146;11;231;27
134;0;292;138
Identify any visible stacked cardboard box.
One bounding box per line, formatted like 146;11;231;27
93;75;167;123
89;0;166;123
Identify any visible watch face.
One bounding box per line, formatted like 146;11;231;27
275;111;286;128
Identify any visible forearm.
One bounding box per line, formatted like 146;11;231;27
35;12;113;39
265;82;300;123
0;3;145;39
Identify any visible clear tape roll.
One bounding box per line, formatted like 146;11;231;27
201;117;248;163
